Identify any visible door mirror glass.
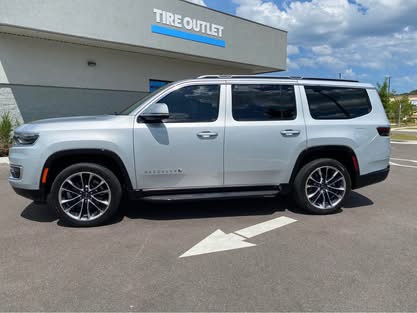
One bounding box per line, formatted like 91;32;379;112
139;103;170;123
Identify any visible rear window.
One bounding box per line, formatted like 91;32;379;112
305;86;372;120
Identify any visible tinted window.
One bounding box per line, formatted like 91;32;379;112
305;86;372;120
232;84;297;121
158;85;220;123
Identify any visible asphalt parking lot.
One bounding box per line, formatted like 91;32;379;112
1;143;417;312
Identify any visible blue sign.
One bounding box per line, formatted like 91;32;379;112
152;25;226;48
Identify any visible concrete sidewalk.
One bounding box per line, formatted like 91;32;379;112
0;157;9;165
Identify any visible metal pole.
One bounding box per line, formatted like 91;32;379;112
398;102;402;127
387;76;391;94
386;75;393;124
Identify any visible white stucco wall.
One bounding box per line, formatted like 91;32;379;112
0;33;248;122
0;33;247;92
0;0;287;71
0;0;287;122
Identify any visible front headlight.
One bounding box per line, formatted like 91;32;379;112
12;133;39;146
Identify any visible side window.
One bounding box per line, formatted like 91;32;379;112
232;84;297;121
157;85;220;123
305;86;372;120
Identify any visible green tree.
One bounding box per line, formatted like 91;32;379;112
391;96;414;124
0;111;13;148
0;112;20;156
376;78;392;111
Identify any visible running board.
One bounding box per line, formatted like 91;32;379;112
142;190;279;202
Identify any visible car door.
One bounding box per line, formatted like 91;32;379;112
134;82;225;190
224;82;307;186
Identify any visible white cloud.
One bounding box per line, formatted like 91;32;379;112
298;58;317;68
407;59;417;66
312;45;332;55
343;68;356;79
184;0;207;6
232;0;417;90
316;56;345;69
287;57;299;70
287;45;299;55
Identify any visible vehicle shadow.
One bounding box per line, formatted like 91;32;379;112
20;202;58;223
122;191;374;220
344;191;374;208
122;196;287;221
20;191;374;225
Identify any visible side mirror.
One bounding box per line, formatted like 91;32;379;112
139;103;169;123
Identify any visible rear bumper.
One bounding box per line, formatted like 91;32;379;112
12;187;47;204
353;166;390;189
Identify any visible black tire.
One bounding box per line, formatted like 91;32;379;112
292;158;351;215
49;163;122;227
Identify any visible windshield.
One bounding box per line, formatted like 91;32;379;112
119;83;175;115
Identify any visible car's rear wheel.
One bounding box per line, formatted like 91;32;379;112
49;163;122;227
293;158;351;214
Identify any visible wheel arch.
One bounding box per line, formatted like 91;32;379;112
40;149;134;197
289;145;360;188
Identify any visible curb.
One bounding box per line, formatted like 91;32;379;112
0;157;9;165
391;140;417;145
392;127;417;131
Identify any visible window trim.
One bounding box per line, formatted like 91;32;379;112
305;85;373;120
231;83;298;122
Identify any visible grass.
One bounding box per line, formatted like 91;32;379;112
391;133;417;141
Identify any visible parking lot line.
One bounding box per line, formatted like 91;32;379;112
180;216;297;258
391;141;417;145
390;161;417;169
235;216;297;238
391;158;417;164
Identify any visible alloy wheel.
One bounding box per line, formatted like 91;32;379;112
58;172;111;221
305;166;346;210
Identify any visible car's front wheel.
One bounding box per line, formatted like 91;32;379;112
49;163;122;227
293;158;351;215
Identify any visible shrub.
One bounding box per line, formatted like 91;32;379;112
0;112;16;157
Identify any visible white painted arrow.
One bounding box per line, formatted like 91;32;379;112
180;216;297;258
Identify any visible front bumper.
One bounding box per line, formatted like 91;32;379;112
12;187;47;204
8;143;46;190
353;166;390;189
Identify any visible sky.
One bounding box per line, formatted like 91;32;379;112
186;0;417;93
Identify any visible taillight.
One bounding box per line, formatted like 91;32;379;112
377;127;391;136
352;155;359;172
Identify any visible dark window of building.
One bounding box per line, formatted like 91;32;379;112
149;79;172;93
305;86;372;120
232;84;297;121
158;85;220;123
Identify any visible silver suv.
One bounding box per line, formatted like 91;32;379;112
9;75;391;227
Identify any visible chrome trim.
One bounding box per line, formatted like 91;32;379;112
9;164;23;180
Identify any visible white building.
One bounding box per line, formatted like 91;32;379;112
0;0;287;122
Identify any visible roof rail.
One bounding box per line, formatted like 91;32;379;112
197;75;359;83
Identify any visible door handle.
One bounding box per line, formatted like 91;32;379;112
281;129;301;137
197;131;218;139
